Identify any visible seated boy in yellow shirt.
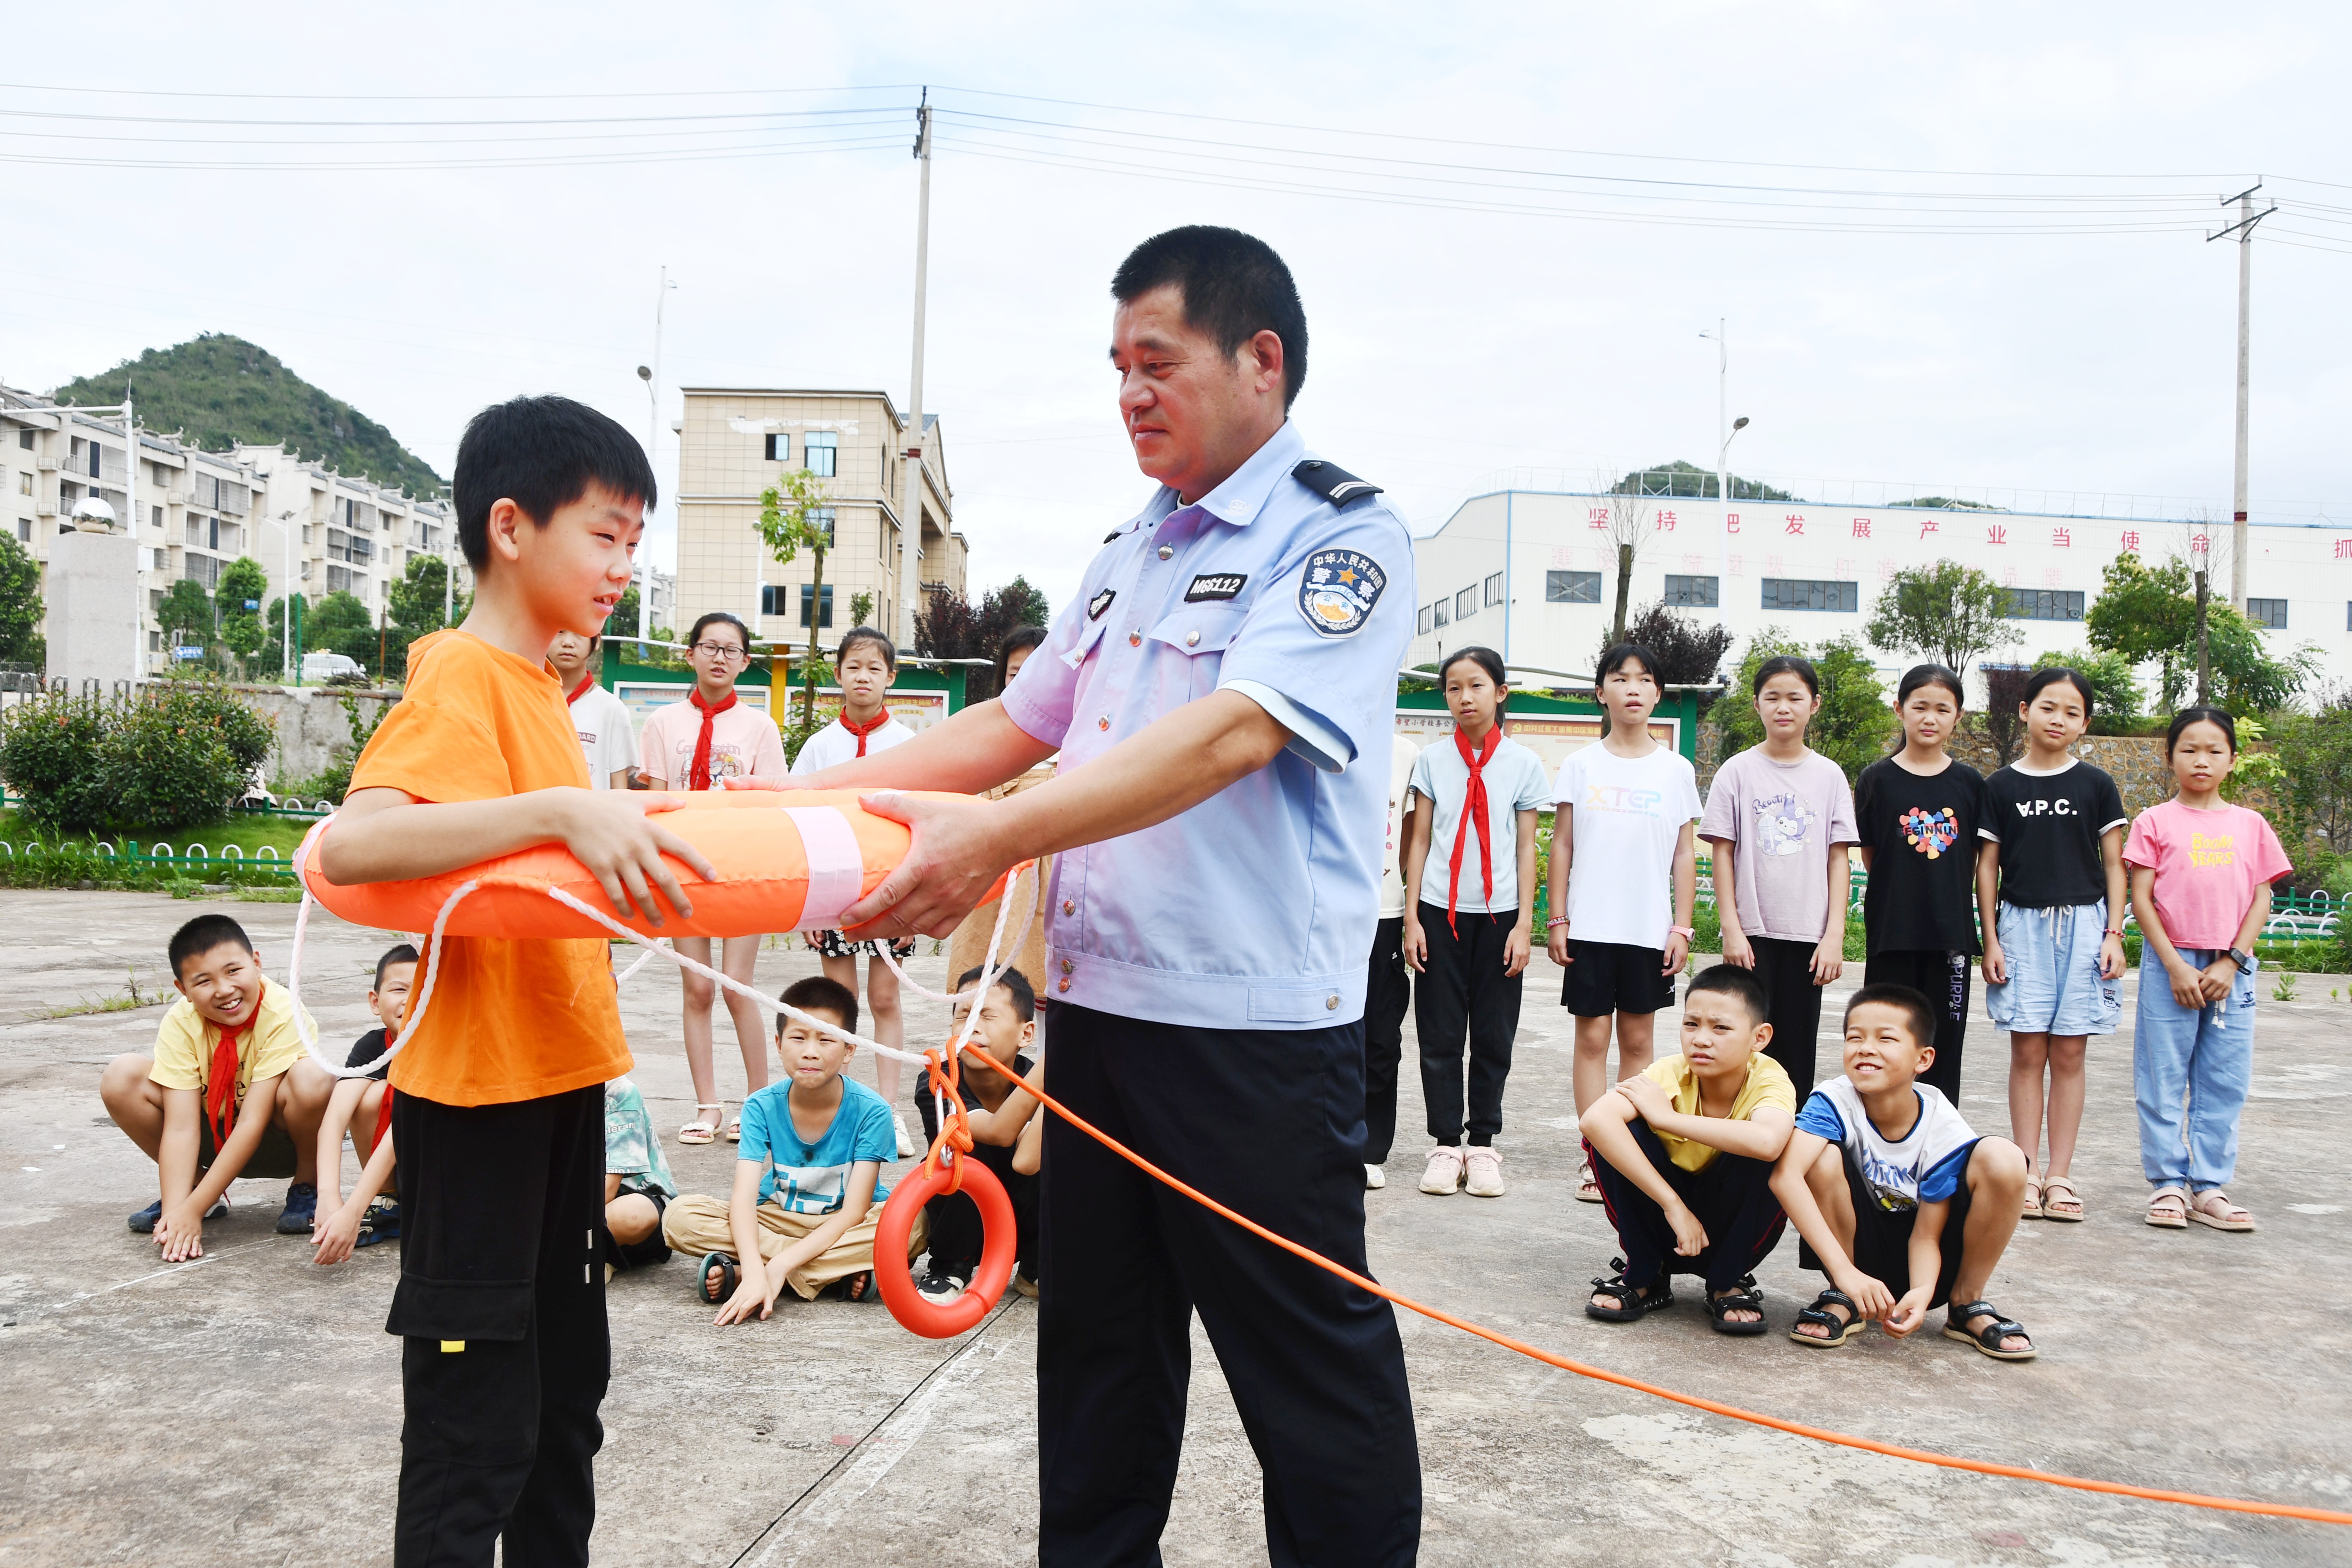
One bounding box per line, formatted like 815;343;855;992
1579;963;1797;1334
100;913;332;1261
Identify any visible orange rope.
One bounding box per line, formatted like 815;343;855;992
952;1041;2352;1529
918;1042;975;1195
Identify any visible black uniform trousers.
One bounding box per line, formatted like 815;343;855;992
1038;1003;1421;1568
1587;1122;1788;1292
1863;949;1972;1103
389;1086;608;1568
1412;903;1522;1145
1748;934;1828;1094
1361;915;1410;1164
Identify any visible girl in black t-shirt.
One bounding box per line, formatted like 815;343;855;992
1975;667;2128;1224
1854;665;1984;1103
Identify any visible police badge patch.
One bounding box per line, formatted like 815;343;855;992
1088;588;1117;621
1296;549;1386;638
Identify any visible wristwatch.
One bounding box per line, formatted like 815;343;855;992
1669;926;1696;939
2228;947;2255;973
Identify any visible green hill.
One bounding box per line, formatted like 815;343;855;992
52;334;445;498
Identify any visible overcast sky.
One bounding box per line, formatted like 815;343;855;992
4;3;2345;618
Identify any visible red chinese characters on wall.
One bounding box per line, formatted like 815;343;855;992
1587;506;1609;530
1987;524;2009;546
1784;513;1805;535
1851;517;1871;538
1657;509;1678;531
2336;539;2352;561
2051;526;2071;548
2122;531;2142;553
1726;512;1742;534
1919;519;1941;539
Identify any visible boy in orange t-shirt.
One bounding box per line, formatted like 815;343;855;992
321;394;713;1564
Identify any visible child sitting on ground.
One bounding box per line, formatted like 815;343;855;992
100;914;332;1261
602;1075;676;1279
1770;983;2037;1360
311;943;416;1264
915;966;1043;1306
660;976;926;1322
1579;964;1795;1334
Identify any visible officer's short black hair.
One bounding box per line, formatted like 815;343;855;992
1111;226;1309;410
454;395;656;573
168;914;253;981
954;964;1035;1023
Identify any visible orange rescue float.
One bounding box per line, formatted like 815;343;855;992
300;789;991;939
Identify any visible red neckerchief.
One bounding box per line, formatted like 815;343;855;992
687;686;737;790
1445;725;1501;935
839;708;890;757
564;671;597;706
203;981;265;1152
370;1083;394;1157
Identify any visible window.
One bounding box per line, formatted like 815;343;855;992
2247;597;2287;629
1546;569;1601;603
803;430;838;478
16;472;28;495
764;433;791;463
808;507;836;545
15;519;28;543
150;504;161;528
2003;588;2085;621
1455;586;1478;620
760;583;788;618
1760;577;1859;612
1418;604;1433;635
800;583;835;628
1432;598;1450;629
16;427;31;449
1483;571;1505;607
1663;574;1719;608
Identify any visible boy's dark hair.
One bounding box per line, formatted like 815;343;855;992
778;975;859;1038
954;964;1036;1023
373;942;421;991
453;395;656;573
2165;705;2236;756
836;626;897;674
169;914;255;980
1111;226;1309;409
2022;664;2095;716
1597;642;1660;688
1845;983;1937;1054
1685;962;1767;1026
687;610;751;656
1752;653;1820;698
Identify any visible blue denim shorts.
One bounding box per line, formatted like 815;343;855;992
1986;901;2121;1037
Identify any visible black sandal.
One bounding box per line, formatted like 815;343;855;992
835;1269;878;1303
1942;1300;2036;1361
1586;1259;1673;1322
1789;1286;1859;1348
1705;1275;1769;1336
698;1252;738;1305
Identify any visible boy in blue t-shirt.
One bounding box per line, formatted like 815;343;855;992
659;976;926;1322
1770;984;2036;1360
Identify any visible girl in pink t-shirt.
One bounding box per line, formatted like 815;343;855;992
639;612;788;1143
2122;707;2290;1233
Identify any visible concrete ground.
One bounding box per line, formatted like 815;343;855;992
3;887;2349;1567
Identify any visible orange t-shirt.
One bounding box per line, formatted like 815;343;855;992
347;629;630;1105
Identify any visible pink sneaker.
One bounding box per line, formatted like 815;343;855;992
1464;1146;1506;1197
1420;1145;1465;1195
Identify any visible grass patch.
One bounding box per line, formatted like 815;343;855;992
235;887;305;904
28;968;165;1021
0;808;314;858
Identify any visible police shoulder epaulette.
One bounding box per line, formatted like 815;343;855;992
1104;528;1124;543
1292;459;1383;506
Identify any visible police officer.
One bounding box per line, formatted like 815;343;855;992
803;225;1421;1567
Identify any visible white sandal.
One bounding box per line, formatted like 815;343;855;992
724;1115;743;1144
2145;1185;2189;1229
2189;1189;2256;1231
679;1102;724;1145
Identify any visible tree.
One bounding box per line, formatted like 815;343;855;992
1864;560;2017;682
1609;460;1794;502
2031;648;2140;735
157;578;215;657
756;467;835;734
1717;629;1894;781
2084;550;2313;715
2273;700;2352;865
308;590;378;675
1592;475;1653;646
913;588;984;662
1597;603;1734;716
1980;664;2034;765
0;532;44;666
214;557;270;672
847;590;875;630
988;575;1051;631
389;553;457;633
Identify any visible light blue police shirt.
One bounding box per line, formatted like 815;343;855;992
999;420;1416;1031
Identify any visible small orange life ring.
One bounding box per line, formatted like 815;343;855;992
873;1153;1018;1337
299;789;994;939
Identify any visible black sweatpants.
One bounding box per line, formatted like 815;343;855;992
1863;949;1972;1103
1748;934;1828;1094
389;1086;608;1568
1587;1122;1788;1292
1038;1004;1421;1568
1362;915;1410;1164
1413;902;1522;1146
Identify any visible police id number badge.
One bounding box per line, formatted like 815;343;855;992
1298;549;1386;637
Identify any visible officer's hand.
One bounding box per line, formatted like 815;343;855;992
1401;916;1428;973
838;791;1013;939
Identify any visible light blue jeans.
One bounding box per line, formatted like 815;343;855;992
2132;948;2256;1191
1986;901;2121;1036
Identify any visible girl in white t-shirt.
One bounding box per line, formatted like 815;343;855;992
639;612;788;1144
547;631;638;789
1401;647;1551;1200
789;627;920;1157
1546;642;1702;1203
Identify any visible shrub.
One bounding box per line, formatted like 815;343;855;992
1718;630;1895;782
0;689;111;833
0;680;272;835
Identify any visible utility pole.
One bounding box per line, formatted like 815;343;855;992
2208;182;2275;613
897;88;934;650
640;265;674;647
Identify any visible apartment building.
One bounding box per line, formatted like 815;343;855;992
1410;481;2352;690
673;388;966;652
234;444;462;614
